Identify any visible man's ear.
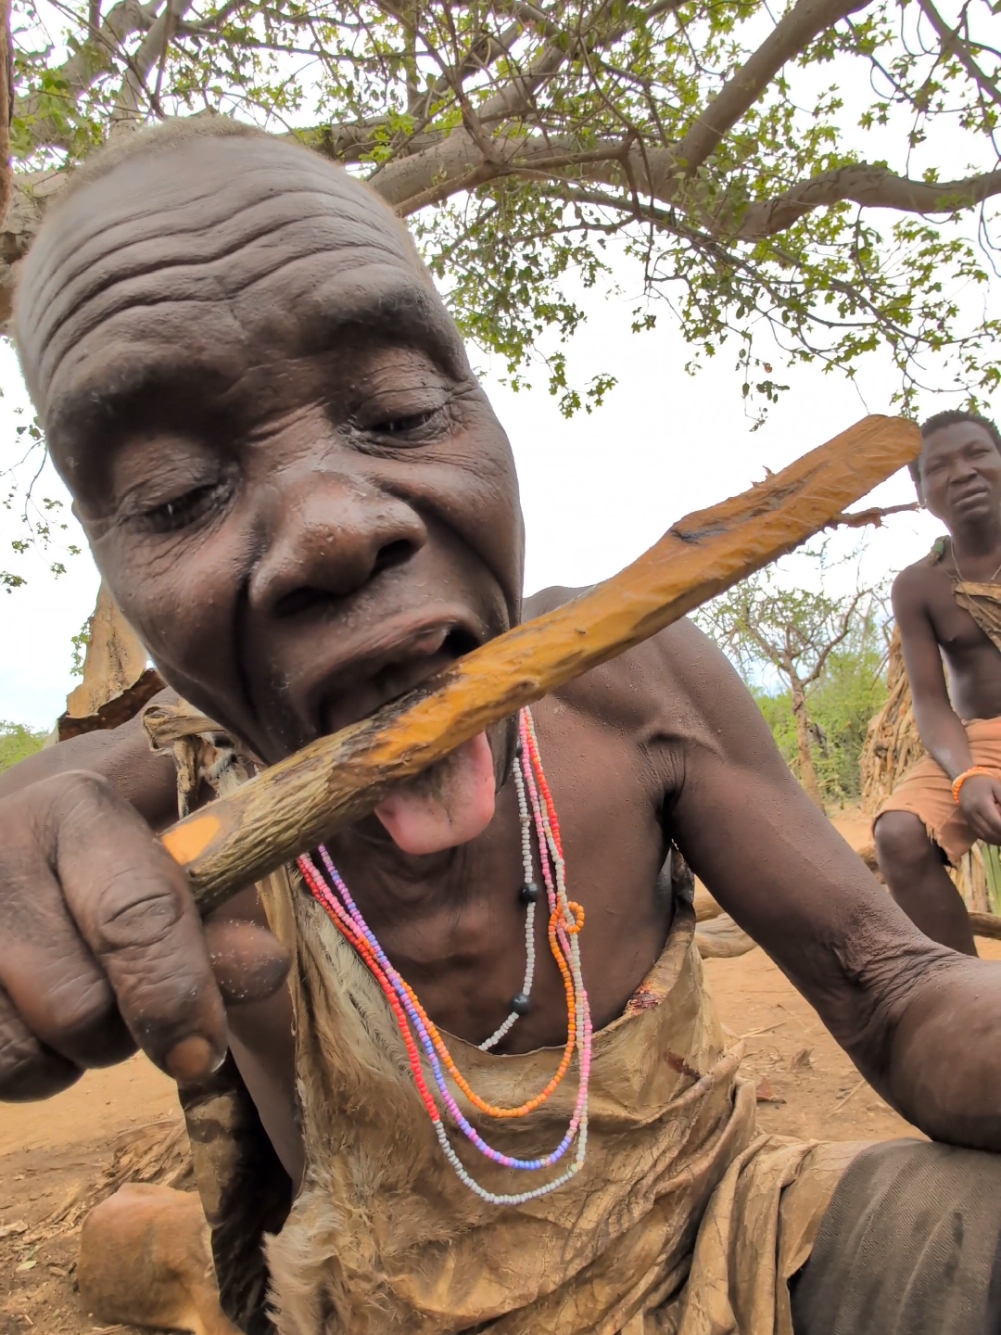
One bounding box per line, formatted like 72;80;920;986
907;459;925;507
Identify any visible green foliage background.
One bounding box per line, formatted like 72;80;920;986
0;719;47;772
753;634;888;804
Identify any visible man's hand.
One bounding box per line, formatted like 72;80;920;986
957;773;1001;844
0;770;289;1102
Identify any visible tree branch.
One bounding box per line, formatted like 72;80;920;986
15;0;163;149
803;589;866;686
110;0;196;131
916;0;1001;112
663;0;875;182
826;502;920;530
727;162;1001;240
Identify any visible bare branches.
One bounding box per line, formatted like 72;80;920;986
827;503;921;531
803;588;866;688
915;0;1001;112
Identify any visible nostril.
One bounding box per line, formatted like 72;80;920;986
372;539;415;577
443;627;478;659
270;540;419;618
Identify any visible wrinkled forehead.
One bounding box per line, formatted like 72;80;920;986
15;136;464;436
921;422;1000;467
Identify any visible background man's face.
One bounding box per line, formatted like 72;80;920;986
920;423;1001;531
18;137;525;763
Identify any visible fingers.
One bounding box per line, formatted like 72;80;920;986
0;981;83;1102
51;773;229;1077
0;829;137;1071
958;779;1001;843
203;920;290;1006
0;771;227;1095
967;786;1001;843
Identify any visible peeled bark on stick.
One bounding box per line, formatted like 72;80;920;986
160;415;921;917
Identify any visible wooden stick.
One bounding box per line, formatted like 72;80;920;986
160;414;920;916
970;912;1001;942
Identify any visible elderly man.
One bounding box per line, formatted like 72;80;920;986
6;120;1001;1335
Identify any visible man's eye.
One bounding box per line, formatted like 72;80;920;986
139;481;228;532
368;407;442;439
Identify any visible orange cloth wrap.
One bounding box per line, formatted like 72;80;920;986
875;717;1001;866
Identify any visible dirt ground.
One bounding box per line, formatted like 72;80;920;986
2;803;995;1334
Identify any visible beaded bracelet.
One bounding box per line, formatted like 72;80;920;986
951;766;996;804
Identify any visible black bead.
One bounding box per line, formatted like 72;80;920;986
511;993;532;1016
519;880;540;904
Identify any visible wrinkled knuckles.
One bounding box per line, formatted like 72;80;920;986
0;1016;82;1102
33;768;118;838
94;879;188;955
25;973;129;1062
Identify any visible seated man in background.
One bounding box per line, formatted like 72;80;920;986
9;123;1001;1335
876;410;1001;955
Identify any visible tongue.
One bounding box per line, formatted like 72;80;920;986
374;731;497;854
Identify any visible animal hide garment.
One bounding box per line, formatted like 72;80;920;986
147;697;858;1335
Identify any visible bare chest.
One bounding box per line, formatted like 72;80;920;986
923;574;1001;714
331;705;673;1052
926;574;1001;662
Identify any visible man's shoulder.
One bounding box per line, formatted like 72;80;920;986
892;543;951;608
523;585;726;718
522;584;589;618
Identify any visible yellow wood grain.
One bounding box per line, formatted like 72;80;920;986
159;415;921;916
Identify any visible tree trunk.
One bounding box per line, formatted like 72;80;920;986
791;680;824;807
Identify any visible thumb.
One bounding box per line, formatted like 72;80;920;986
203;921;290;1006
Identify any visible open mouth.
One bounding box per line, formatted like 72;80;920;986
311;619;498;855
363;627;496;856
366;626;479;709
315;620;483;739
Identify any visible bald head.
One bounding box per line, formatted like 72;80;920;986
15;126;460;437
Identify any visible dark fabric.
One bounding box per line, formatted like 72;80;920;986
792;1138;1001;1335
179;1055;292;1335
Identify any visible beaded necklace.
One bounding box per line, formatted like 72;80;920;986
297;708;592;1205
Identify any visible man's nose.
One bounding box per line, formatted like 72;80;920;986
951;459;979;486
249;471;428;617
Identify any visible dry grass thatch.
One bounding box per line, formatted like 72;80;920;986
859;627;925;816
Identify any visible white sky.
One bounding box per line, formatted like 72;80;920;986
0;292;947;731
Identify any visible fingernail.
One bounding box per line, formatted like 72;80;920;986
165;1035;227;1084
